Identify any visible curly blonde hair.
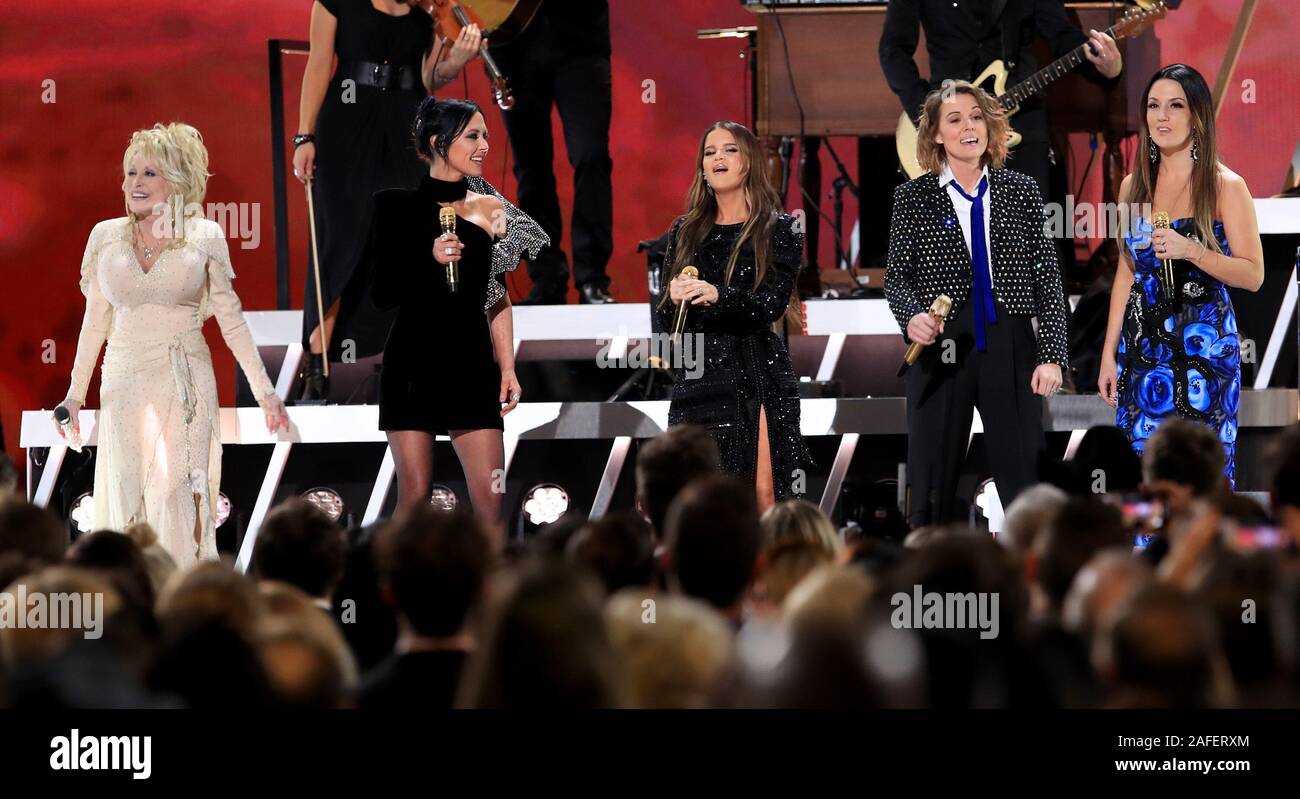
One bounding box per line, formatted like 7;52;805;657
915;80;1009;175
121;122;211;222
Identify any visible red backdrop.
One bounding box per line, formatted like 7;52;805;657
2;0;1296;486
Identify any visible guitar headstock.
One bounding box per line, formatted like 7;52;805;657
1113;1;1168;40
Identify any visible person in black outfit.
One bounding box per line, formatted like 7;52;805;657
488;0;615;305
360;506;489;710
885;82;1068;526
879;0;1123;197
292;0;484;401
369;98;548;551
658;121;812;512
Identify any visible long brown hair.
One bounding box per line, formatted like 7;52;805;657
659;121;799;327
915;80;1009;175
1124;64;1223;254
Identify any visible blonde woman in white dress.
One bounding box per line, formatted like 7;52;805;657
54;123;290;568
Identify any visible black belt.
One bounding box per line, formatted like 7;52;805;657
340;60;419;92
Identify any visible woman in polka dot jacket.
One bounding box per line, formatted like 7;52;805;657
885;81;1069;527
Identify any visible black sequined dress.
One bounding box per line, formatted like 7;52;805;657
658;213;813;499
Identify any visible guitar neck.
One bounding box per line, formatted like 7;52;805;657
998;24;1119;110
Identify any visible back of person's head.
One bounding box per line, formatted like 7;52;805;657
760;540;835;608
0;452;18;499
155;561;264;641
122;522;178;602
635;425;720;536
604;591;733;708
1196;553;1280;698
1036;498;1130;615
257;628;351;708
251;498;345;599
760;499;842;558
373;507;489;639
1143;418;1226;498
1074;426;1143;493
0;499;65;565
1269;423;1300;513
524;512;588;560
566;512;656;595
1000;483;1066;557
65;529;156;616
783;564;874;634
1096;583;1228;708
0;567;121;670
257;581;358;706
458;562;626;708
331;523;397;671
1063;549;1152;637
664;475;761;612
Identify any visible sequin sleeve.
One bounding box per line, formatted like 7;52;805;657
1023;176;1070;366
700;214;803;328
884;182;926;342
194;219;279;404
467;176;549;310
64;220;118;405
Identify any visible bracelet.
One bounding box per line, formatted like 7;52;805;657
292;133;315;149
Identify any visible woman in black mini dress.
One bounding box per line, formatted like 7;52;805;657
370;98;548;549
658;121;813;512
293;0;484;400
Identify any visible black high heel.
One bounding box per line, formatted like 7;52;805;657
297;352;330;404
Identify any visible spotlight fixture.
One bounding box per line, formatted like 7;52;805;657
521;483;569;527
301;487;345;523
428;484;459;511
216;492;233;528
69;492;96;534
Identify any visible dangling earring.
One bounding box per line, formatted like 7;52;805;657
1190;131;1200;162
1148;136;1159;164
702;172;713;192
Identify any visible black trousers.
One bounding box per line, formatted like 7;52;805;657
490;22;613;292
904;297;1045;527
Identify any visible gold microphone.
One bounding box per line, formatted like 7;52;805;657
897;294;953;376
1152;211;1174;301
671;265;700;341
438;206;459;293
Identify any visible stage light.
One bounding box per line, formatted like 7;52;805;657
301;487;345;523
521;483;569;526
216;492;232;528
69;492;95;534
972;478;1005;535
428;484;459;511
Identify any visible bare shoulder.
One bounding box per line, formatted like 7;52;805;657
1216;164;1250;196
1118;172;1133;202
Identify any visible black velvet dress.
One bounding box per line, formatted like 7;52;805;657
307;0;432;361
371;175;503;433
658;213;813;500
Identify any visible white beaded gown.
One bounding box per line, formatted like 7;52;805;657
64;216;279;568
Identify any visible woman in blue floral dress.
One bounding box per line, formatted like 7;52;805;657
1098;65;1264;486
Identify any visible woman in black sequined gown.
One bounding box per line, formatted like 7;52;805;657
658;121;812;511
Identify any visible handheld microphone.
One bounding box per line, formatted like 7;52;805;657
438;206;459;293
53;404;83;452
1152;212;1175;302
671;265;700;341
897;294;953;377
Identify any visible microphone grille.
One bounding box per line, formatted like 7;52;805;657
1152;211;1170;229
54;405;70;423
439;206;456;225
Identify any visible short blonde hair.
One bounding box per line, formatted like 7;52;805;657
915;81;1009;175
760;500;842;558
605;590;734;708
121;122;211;219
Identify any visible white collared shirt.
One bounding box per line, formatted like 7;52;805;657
939;163;994;283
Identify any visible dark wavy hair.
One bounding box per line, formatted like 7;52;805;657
412;97;482;164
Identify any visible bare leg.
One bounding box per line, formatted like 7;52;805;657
307;299;341;355
756;405;776;513
387;430;435;515
450;428;506;554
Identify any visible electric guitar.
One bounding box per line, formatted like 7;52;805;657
894;1;1167;179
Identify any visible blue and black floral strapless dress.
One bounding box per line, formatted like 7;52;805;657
1117;217;1239;485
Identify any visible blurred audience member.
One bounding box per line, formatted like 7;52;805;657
605;591;733;708
251;498;346;610
362;507;489;709
663;476;761;626
0;499;66;565
635;424;720;539
567;512;656;595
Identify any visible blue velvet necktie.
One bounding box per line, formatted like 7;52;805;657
950;176;997;351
